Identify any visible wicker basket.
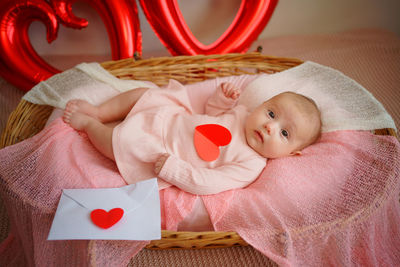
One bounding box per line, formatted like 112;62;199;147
0;53;396;249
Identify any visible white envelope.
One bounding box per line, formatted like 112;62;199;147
48;178;161;240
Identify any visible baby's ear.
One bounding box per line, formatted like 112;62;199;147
290;151;302;156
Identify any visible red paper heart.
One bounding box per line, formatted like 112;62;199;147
90;208;124;229
139;0;278;55
194;124;232;162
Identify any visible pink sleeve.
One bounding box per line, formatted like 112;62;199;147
158;154;266;195
205;83;238;116
185;74;259;114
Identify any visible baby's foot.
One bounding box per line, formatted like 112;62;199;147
63;111;94;131
64;99;99;120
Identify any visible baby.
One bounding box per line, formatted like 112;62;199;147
63;81;321;195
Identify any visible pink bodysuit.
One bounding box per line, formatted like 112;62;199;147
112;80;266;195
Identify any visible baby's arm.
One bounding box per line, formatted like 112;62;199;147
155;154;265;195
205;82;241;116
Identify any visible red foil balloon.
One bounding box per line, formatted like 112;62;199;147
139;0;278;55
0;0;60;91
51;0;142;59
0;0;141;92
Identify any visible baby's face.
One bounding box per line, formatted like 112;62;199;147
245;92;320;158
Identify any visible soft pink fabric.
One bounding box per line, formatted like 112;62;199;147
0;119;195;266
0;71;259;264
1;73;399;266
113;78;265;195
1;119;399;266
203;130;400;266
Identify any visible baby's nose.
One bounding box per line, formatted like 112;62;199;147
264;121;277;134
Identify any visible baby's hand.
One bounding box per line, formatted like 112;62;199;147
154;153;169;174
221;82;240;100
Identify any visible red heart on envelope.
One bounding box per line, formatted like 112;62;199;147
90;208;124;229
194;124;232;162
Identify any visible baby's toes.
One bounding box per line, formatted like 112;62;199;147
65;100;78;112
62;111;71;122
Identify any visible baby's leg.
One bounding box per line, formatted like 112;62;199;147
64;87;149;124
63;87;149;160
64;112;114;161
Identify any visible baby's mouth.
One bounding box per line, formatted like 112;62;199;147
255;130;264;143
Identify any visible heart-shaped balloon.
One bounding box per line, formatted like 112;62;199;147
0;0;141;91
90;208;124;229
0;0;60;91
139;0;278;55
194;124;232;162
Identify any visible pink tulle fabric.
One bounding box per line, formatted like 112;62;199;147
1;121;399;266
203;130;400;266
0;119;196;266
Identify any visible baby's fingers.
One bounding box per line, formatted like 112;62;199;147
154;153;169;174
222;84;240;100
221;83;229;95
231;91;240;100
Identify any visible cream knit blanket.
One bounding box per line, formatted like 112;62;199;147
238;61;396;132
23;62;158;109
23;61;396;133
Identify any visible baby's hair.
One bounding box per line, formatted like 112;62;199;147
280;92;322;148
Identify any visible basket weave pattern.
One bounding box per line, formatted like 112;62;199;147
0;53;395;249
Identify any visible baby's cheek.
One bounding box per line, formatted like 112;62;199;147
244;131;255;147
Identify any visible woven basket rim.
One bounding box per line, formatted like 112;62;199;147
1;53;397;250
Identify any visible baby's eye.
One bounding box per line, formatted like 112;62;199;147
268;110;275;118
281;129;289;138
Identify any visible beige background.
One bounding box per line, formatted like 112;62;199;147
28;0;400;67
